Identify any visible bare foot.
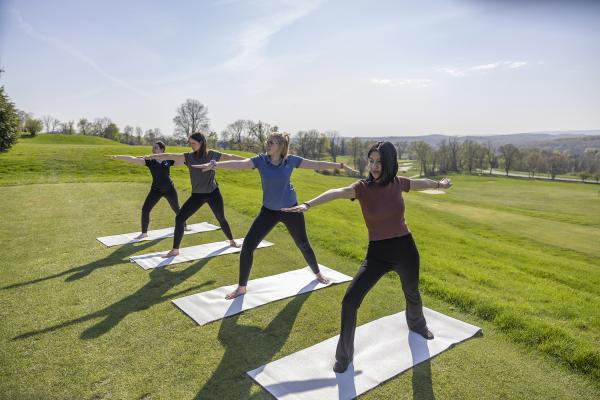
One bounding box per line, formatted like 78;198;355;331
134;233;148;240
316;273;330;284
225;286;246;300
162;249;179;258
229;239;240;248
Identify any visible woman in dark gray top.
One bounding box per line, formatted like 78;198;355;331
145;132;245;257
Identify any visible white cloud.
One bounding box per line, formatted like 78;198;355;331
11;8;144;96
371;78;432;88
439;60;528;77
220;0;323;71
470;62;501;70
508;61;527;69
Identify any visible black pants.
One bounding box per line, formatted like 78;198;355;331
239;206;320;286
173;188;234;249
335;234;427;364
141;187;180;233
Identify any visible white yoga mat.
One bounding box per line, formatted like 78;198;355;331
96;222;220;247
248;308;482;400
173;265;352;325
419;189;446;195
130;238;273;270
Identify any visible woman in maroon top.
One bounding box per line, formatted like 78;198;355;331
283;141;451;373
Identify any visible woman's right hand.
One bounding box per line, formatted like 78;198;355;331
281;204;309;213
191;159;216;171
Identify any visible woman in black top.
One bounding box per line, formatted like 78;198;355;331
111;141;182;239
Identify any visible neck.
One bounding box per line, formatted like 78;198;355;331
270;153;282;165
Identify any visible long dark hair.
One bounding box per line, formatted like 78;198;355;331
154;141;166;152
189;132;207;158
366;141;398;185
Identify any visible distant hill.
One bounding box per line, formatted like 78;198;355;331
521;135;600;155
19;133;127;146
354;130;600;150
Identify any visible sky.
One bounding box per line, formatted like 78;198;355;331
1;0;599;137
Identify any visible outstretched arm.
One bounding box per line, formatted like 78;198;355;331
298;158;358;175
219;152;248;161
144;153;186;166
409;177;452;191
282;185;356;213
109;155;146;165
191;158;254;171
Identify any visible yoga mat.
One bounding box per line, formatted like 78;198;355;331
96;222;220;247
248;307;481;400
173;265;352;325
130;238;273;270
419;189;446;195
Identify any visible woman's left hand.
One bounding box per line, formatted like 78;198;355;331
439;177;452;189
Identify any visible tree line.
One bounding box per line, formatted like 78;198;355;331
1;88;598;182
404;138;600;182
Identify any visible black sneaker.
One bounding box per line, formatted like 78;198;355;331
412;326;434;340
333;360;350;373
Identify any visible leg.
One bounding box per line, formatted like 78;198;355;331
163;187;187;230
164;187;181;215
279;211;321;276
169;194;206;253
335;260;388;371
227;208;278;298
392;235;430;337
206;188;235;243
140;189;162;235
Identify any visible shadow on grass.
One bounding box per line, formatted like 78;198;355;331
412;360;435;400
408;331;435;400
194;291;314;399
13;257;214;340
2;240;160;291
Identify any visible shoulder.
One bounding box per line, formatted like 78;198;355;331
287;154;303;167
251;153;266;167
395;176;411;192
351;179;369;198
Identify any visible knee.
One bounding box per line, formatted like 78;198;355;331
341;293;361;311
240;243;255;258
175;213;187;225
295;239;311;251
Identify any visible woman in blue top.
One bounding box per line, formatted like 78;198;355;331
194;132;357;299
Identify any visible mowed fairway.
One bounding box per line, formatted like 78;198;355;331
1;135;599;399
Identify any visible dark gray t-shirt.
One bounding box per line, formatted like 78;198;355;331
184;150;222;193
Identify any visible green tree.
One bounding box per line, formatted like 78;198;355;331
0;86;20;152
103;123;120;142
24;117;43;137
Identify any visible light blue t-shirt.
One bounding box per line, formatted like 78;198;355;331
251;154;304;210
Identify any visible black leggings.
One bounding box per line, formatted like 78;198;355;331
335;234;427;364
141;187;180;233
238;206;320;286
173;188;234;249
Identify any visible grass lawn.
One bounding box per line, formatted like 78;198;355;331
1;135;598;399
